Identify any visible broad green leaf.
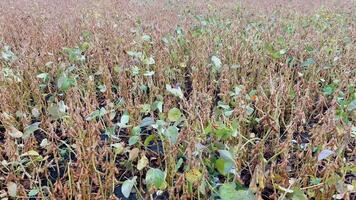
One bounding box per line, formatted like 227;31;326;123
23;122;40;139
57;73;75;92
164;126;179;144
218;150;234;162
323;85;335;95
215;158;234;175
142;35;151;42
168;107;181;122
291;188;308;200
215;126;232;140
301;58;315;67
63;47;85;62
120;112;130;124
215;149;235;175
80;42;90;52
48;104;64;120
152;101;163;113
211;55;222;71
140;103;151;114
140;117;155;128
127;51;143;59
145;168;166;190
219;183;238;200
122;176;137;198
28;188;39;197
166;84;184;99
1;45;17;62
219;183;255;200
98;84;107;93
347;99;356;111
86;107;107;121
129;136;140;146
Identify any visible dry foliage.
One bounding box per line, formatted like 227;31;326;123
0;0;355;199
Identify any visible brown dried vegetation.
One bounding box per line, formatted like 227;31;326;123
0;0;355;199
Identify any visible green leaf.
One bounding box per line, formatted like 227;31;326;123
323;85;335;95
129;127;141;145
166;84;184;99
63;47;85;62
168;107;182;122
215;158;234;175
140;103;151;114
291;188;308;200
211;55;222;71
129;136;140;146
144;134;155;147
175;158;184;172
245;105;254;115
219;183;238;199
86;107;107;121
152;101;163;113
23;122;40;139
142;35;151;42
48;105;63;120
145;168;166;190
131;66;140;76
1;45;17;62
57;73;75;92
36;73;49;81
164;126;179;144
28;188;39;197
127;51;143;59
215;126;232;140
140;117;155;128
218;150;234;162
98;84;107;93
120;112;130;124
347;99;356;111
215;150;235;175
121;177;137;198
219;183;255;200
301;58;315;67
